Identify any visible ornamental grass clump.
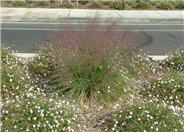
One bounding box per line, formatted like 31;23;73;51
103;102;184;131
30;22;134;104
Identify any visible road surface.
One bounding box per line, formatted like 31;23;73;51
1;22;184;55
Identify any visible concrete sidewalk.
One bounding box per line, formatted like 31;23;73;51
1;8;184;24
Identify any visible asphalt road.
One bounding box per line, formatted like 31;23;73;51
1;22;184;55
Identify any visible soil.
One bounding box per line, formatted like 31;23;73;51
1;2;183;10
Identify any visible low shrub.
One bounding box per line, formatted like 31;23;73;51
88;1;102;8
110;1;123;10
175;1;184;9
80;0;88;5
12;1;26;6
150;0;160;6
61;1;74;8
25;0;34;4
102;1;113;6
169;0;178;7
136;2;151;9
36;1;50;6
103;102;184;131
157;1;174;10
125;1;137;7
3;0;12;4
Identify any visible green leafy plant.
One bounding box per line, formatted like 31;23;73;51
142;70;184;106
61;1;74;8
88;1;102;8
102;1;113;6
36;1;50;6
12;1;26;6
157;1;174;10
1;46;79;132
104;102;184;131
175;1;184;9
136;2;151;9
163;48;184;71
2;96;78;131
150;0;160;6
25;0;34;4
1;47;35;101
110;1;123;10
125;1;137;7
122;51;157;79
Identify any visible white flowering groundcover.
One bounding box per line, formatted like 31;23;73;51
1;46;184;131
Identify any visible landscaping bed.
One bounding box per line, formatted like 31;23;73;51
1;23;184;131
1;0;184;10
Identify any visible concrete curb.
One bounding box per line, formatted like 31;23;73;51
2;17;183;24
12;53;168;61
1;8;184;24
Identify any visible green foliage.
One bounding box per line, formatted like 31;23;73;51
88;1;102;8
1;46;79;132
102;1;113;6
142;71;184;106
175;1;184;9
32;45;133;104
104;102;184;131
29;23;135;104
150;0;160;6
2;0;12;4
163;49;184;71
36;1;50;6
157;1;174;10
54;0;62;5
80;0;88;5
1;47;34;101
136;2;151;9
61;1;74;8
12;1;26;6
121;50;157;79
25;0;34;4
126;1;137;7
2;96;77;131
28;50;56;77
110;1;123;10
